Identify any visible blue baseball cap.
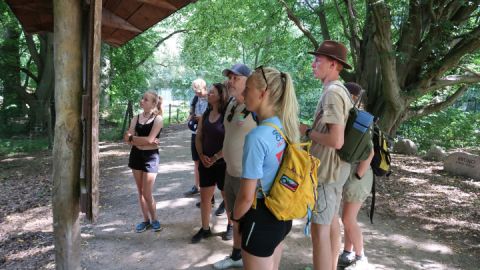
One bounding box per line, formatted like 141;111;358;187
222;63;251;77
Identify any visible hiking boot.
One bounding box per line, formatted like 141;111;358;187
215;200;225;216
222;224;233;240
184;185;199;196
213;256;243;269
151;220;162;232
345;256;369;270
135;221;151;233
191;227;211;243
196;196;215;208
338;251;355;267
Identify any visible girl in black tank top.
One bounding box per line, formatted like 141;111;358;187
124;91;163;233
190;83;230;244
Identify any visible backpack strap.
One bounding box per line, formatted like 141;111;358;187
369;174;376;224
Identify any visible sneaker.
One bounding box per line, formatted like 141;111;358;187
345;256;369;270
191;227;212;243
338;251;355;267
213;256;243;269
184;186;199;196
222;224;233;240
215;200;225;216
151;220;162;232
135;221;151;233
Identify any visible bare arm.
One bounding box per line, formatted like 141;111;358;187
233;178;257;220
301;123;345;149
356;148;374;178
130;116;163;146
124;115;138;144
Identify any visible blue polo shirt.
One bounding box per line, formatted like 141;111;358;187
242;116;286;198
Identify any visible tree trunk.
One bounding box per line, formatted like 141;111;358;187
28;33;55;133
52;0;82;269
0;24;21;124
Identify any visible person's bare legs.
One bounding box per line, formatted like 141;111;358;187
241;249;274;270
272;242;285;270
342;202;363;255
132;169;149;221
142;172;158;221
311;223;332;270
221;191;232;224
331;214;342;270
194;160;200;190
200;186;216;229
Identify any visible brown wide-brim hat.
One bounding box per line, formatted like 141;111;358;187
308;40;352;70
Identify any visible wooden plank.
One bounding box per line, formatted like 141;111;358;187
85;0;102;222
102;8;142;33
136;0;177;11
52;0;82;268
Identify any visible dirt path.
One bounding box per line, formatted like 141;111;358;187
1;125;478;269
79;127;477;270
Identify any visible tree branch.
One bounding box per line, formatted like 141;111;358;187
132;29;189;68
278;0;319;49
369;0;402;110
404;84;469;120
24;34;42;69
20;67;39;83
424;74;480;92
413;25;480;94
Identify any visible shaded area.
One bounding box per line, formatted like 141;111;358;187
0;124;479;269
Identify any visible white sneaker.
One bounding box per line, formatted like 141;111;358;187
213;256;243;269
345;256;369;270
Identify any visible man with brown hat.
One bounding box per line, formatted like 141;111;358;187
300;40;353;270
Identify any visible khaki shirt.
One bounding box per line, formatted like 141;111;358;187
310;80;353;184
223;100;257;177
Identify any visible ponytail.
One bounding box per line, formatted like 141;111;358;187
250;67;300;143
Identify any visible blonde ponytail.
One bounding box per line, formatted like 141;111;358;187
250;67;300;143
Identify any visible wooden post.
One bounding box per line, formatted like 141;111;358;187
168;104;172;125
52;0;82;269
81;0;102;222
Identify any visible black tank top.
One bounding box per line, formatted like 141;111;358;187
201;110;225;157
135;114;161;138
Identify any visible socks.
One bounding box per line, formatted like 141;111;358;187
231;248;242;261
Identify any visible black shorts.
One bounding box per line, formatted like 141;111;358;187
191;134;200;161
128;147;159;173
240;199;292;257
198;160;226;191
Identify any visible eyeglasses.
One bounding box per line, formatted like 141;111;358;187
255;65;268;91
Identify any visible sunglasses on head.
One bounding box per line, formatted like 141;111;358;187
255;65;268;91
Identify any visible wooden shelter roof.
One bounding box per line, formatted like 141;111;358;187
6;0;196;47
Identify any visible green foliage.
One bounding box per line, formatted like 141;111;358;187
398;108;480;151
0;137;49;156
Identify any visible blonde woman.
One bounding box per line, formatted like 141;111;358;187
124;91;163;232
232;66;300;269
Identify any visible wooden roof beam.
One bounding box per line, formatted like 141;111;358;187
136;0;177;11
102;9;142;34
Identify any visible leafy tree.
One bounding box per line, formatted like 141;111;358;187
0;3;54;139
278;0;480;134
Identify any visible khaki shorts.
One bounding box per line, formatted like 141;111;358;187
224;172;241;213
312;162;350;225
343;166;373;203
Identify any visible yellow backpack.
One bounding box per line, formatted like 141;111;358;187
254;123;321;221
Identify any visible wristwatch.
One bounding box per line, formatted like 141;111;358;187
355;173;362;180
128;134;133;142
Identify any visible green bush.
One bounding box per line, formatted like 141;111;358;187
398;108;480;151
0;137;49;156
